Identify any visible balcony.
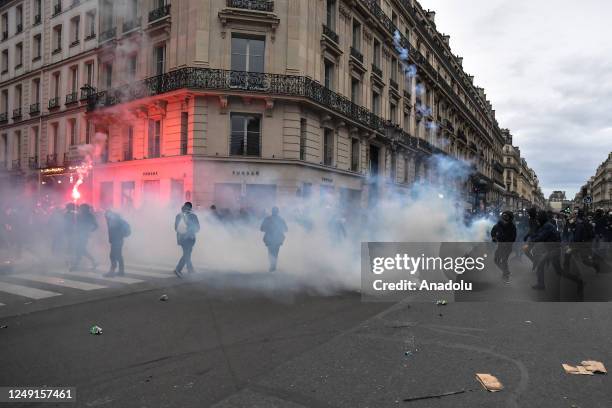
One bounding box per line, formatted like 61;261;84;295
0;112;7;123
87;67;390;134
34;14;42;25
371;64;382;78
123;17;141;33
1;31;7;41
15;63;22;70
29;102;40;115
226;0;274;12
28;156;39;170
149;4;171;23
403;89;411;100
12;108;22;120
80;85;96;101
46;154;58;167
350;46;363;63
52;47;62;55
48;97;60;109
99;27;117;42
32;55;41;62
53;3;62;16
389;78;398;90
66;91;78;104
322;24;339;44
70;39;80;47
16;23;22;33
85;31;96;41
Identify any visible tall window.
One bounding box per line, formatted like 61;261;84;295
128;0;138;21
326;0;336;30
390;102;397;123
53;72;60;97
351;138;360;172
1;14;7;37
53;25;62;52
373;39;381;68
352;20;361;50
351;78;360;104
299;118;307;160
86;11;96;38
33;34;41;59
324;59;334;89
14;85;22;109
127;54;137;81
32;78;40;103
69;119;77;145
391;57;398;82
147;119;161;158
101;0;114;32
231;35;265;72
15;43;22;67
16;5;22;30
1;49;8;73
230;113;261;156
71;16;80;44
153;44;165;75
1;90;7;114
50;123;58;154
323;129;334;166
85;119;92;144
31;127;39;161
372;91;380;115
34;0;42;20
180;112;188;155
70;66;78;93
124;126;133;160
85;61;94;86
103;62;112;89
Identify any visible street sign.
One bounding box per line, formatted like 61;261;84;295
583;196;592;204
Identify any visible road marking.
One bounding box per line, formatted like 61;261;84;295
15;274;107;291
0;302;5;306
0;282;62;299
64;271;143;284
128;263;176;273
126;269;174;279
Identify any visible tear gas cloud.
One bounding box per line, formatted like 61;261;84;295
0;154;494;295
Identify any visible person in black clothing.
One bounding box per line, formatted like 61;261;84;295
174;202;200;278
527;210;561;290
260;207;288;272
103;211;131;277
70;204;98;271
522;207;539;263
491;211;517;282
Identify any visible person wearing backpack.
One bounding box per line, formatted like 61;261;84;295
103;210;131;277
174;202;200;277
260;206;288;272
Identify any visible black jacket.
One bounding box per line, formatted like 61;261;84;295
107;216;130;244
491;221;517;243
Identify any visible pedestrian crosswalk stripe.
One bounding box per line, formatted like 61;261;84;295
0;302;5;306
126;269;174;279
128;263;176;273
65;271;144;284
15;274;107;291
0;282;62;299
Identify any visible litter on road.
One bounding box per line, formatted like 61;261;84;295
562;361;607;375
0;325;7;329
436;300;447;306
475;373;503;392
89;325;103;335
403;389;466;402
159;294;169;301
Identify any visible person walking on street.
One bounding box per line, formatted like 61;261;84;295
260;207;288;272
103;211;131;277
71;204;98;271
174;202;200;278
491;211;517;283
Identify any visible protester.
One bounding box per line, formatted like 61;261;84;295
491;211;517;282
260;207;288;272
174;202;200;277
103;211;131;277
70;203;98;271
526;210;561;290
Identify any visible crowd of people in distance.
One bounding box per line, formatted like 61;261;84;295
490;207;612;297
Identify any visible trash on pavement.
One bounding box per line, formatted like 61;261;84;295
159;294;168;301
475;373;503;392
403;389;466;402
0;325;7;329
436;300;447;306
89;325;103;335
563;361;607;375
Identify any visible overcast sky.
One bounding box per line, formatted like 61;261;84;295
419;0;612;198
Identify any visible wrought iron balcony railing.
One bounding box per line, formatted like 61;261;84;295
48;97;60;109
53;3;62;16
29;102;40;115
34;14;41;25
322;24;339;43
29;156;39;170
87;67;389;134
149;4;171;22
1;31;7;41
52;47;62;54
403;89;411;100
66;91;78;104
99;27;117;42
350;46;363;63
226;0;274;12
390;78;398;90
16;23;22;33
12;108;22;120
123;17;141;33
80;85;96;100
0;112;7;122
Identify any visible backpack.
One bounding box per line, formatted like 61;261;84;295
176;214;188;235
122;220;131;238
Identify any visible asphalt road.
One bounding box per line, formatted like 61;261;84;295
1;257;611;408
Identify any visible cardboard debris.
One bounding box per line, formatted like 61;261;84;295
475;373;503;392
563;361;607;375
